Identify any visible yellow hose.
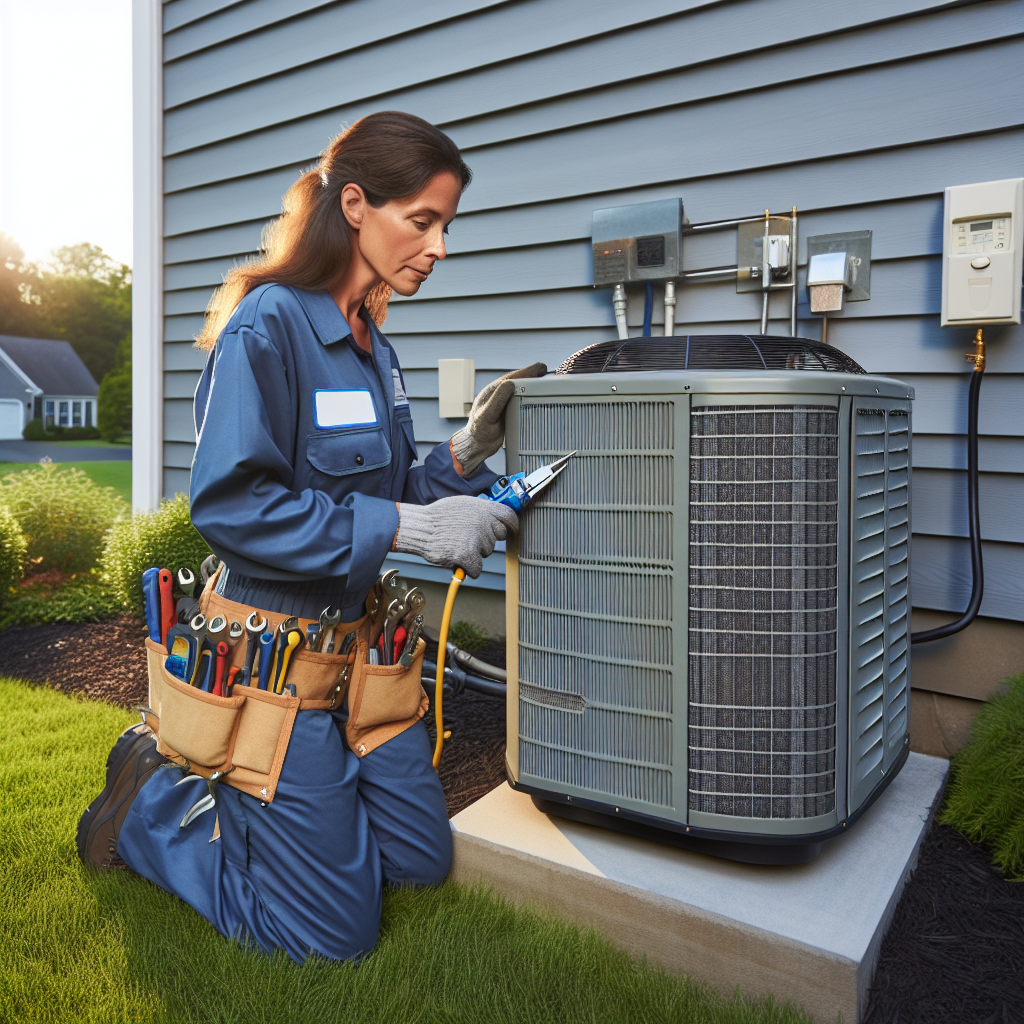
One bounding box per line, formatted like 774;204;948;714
433;567;465;769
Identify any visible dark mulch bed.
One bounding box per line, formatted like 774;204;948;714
0;616;150;707
865;822;1023;1024
3;619;1021;1018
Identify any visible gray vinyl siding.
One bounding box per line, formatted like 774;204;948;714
160;0;1024;619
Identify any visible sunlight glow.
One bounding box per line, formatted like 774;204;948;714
0;0;132;267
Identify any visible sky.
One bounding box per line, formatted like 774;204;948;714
0;0;133;268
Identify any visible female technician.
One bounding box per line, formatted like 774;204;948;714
77;112;544;961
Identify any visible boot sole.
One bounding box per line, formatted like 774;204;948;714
76;732;165;868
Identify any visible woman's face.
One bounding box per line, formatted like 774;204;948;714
343;171;462;297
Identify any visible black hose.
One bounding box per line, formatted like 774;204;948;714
422;659;505;698
911;366;984;644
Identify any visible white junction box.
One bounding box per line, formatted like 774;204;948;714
941;177;1023;326
438;358;475;418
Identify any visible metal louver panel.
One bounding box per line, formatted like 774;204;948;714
850;402;912;810
688;406;839;819
517;400;676;809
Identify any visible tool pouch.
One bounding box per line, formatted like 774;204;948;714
345;636;428;758
145;636;299;802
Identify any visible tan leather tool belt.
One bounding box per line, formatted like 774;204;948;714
143;572;428;803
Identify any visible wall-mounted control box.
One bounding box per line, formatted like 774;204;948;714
438;358;475;418
592;198;682;286
941;177;1023;326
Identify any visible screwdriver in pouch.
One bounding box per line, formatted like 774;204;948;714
273;628;304;694
257;632;275;690
213;640;230;697
142;568;161;643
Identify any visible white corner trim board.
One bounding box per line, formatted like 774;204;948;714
132;0;163;511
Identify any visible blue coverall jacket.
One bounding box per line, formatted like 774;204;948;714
190;283;497;619
119;284;497;963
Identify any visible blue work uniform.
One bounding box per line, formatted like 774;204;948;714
118;284;498;963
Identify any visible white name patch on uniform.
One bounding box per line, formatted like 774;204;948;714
392;367;409;407
313;389;377;429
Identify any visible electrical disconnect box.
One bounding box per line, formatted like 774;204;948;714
592;198;682;286
941;177;1023;326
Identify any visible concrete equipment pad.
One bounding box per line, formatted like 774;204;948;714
450;752;948;1024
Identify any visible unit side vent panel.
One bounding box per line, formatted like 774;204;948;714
851;403;912;807
520;400;674;452
518;399;676;810
688;406;839;819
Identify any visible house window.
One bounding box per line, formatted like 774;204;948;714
84;401;93;427
45;401;54;428
59;401;69;426
72;401;82;427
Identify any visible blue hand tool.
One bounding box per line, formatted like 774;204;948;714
257;631;275;690
481;451;576;512
142;567;161;642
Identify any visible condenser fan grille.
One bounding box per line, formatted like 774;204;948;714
556;335;866;375
688;405;839;820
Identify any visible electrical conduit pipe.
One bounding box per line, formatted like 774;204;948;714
911;329;986;644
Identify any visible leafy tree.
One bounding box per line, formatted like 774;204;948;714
0;234;41;336
0;237;131;383
98;333;132;442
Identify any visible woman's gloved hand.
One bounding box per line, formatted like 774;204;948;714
450;362;547;478
394;496;519;578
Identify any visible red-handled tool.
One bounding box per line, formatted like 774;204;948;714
213;640;230;697
392;625;407;665
158;569;176;648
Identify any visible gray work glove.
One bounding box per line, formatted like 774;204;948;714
395;496;519;579
450;362;547;478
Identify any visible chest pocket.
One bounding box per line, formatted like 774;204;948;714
306;425;392;477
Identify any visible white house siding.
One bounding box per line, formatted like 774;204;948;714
159;0;1024;620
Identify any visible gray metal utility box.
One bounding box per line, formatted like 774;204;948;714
504;342;914;862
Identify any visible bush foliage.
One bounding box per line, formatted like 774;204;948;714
101;492;211;617
0;570;121;629
0;463;127;574
0;505;27;598
939;672;1024;880
22;419;102;442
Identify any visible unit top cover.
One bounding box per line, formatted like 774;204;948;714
556;335;866;375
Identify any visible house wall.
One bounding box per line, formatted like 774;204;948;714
154;0;1024;686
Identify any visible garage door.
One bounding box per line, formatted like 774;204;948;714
0;400;25;440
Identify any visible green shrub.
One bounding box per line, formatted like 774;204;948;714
61;425;102;440
0;462;127;574
447;620;492;653
0;569;121;629
98;333;132;442
22;418;47;441
20;420;102;442
939;672;1024;880
101;492;211;618
0;504;27;597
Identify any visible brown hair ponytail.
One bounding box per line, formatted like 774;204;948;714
196;111;471;350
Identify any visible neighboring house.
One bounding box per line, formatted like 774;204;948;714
133;1;1022;747
0;335;99;439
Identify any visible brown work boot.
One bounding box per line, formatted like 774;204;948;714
76;725;169;870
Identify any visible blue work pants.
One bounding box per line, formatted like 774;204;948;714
118;714;450;963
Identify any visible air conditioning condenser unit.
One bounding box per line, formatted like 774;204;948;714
504;335;914;864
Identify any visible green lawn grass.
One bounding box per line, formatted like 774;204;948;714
0;460;131;504
0;678;810;1024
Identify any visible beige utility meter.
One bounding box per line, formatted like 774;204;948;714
941;177;1023;326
